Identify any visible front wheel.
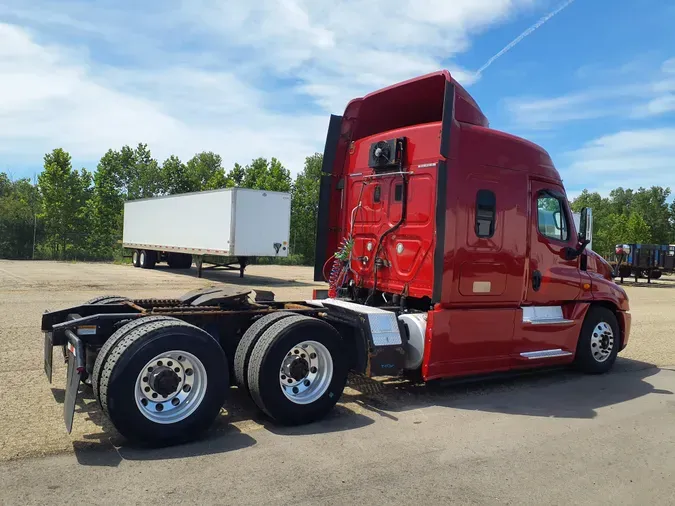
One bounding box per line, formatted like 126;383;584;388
247;315;348;426
97;318;229;445
574;306;620;374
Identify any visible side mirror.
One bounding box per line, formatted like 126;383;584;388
578;207;588;242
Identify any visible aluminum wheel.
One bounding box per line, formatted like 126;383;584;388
590;322;614;363
279;340;333;405
135;350;207;424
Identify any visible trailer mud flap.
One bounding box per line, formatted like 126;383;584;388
43;331;53;383
64;346;82;434
63;330;85;434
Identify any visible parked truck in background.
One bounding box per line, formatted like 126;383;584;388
40;70;631;446
122;188;292;277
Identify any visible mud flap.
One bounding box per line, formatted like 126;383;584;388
64;347;82;434
43;331;54;383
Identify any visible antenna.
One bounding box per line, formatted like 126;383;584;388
476;0;577;77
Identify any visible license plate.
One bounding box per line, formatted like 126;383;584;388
43;332;53;383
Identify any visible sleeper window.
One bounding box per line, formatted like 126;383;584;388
537;194;568;241
475;190;496;238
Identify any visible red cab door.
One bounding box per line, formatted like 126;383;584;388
513;179;583;361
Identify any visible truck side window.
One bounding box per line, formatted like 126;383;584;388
475;190;496;238
537;194;568;241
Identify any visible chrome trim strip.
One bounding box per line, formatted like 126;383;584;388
523;318;575;325
520;349;573;359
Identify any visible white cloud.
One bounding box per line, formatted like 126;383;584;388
564;128;675;192
0;22;327;172
0;0;539;174
505;58;675;129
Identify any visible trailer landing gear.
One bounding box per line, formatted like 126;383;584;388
193;255;250;279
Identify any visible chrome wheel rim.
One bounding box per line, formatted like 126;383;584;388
279;341;333;405
590;322;614;363
132;251;138;264
135;350;207;424
140;251;146;265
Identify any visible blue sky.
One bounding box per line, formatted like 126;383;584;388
0;0;674;199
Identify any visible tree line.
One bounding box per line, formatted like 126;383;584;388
570;187;674;257
0;144;322;264
1;145;674;264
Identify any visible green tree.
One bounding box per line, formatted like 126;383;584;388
88;149;125;258
630;186;671;244
625;212;651;244
0;173;10;197
119;144;161;199
187;152;226;190
38;149;92;258
161;155;196;195
0;174;41;259
225;163;245;188
290;153;322;262
239;157;292;192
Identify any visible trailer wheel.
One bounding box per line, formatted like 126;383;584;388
132;250;140;268
97;318;228;445
139;250;156;269
247;315;348;426
234;312;296;395
652;269;662;279
574;306;620;374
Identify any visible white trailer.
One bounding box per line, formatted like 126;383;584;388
122;188;291;277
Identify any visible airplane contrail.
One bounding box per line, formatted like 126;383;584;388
476;0;577;76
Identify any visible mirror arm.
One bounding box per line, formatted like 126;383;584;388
564;239;591;261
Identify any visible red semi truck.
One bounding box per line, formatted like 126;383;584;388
41;70;630;445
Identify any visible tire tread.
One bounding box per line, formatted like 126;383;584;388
233;312;296;393
247;315;312;418
98;319;202;417
92;316;177;403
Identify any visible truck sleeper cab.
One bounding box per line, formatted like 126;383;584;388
315;70;630;379
40;70;630;446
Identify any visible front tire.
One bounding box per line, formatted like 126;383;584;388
247;315;348;426
97;318;229;445
574;306;620;374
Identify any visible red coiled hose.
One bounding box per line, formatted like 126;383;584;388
327;256;343;298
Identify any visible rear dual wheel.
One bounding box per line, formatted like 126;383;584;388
92;317;228;445
237;314;348;426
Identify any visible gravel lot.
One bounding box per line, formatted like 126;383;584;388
0;259;674;464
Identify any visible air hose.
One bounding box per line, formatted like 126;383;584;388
328;237;353;298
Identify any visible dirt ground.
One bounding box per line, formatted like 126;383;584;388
0;259;674;462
